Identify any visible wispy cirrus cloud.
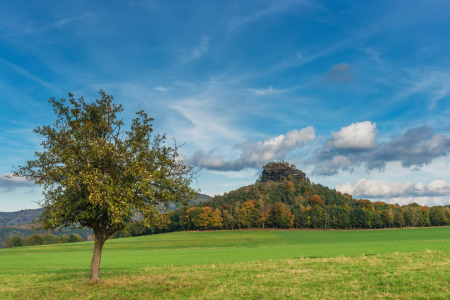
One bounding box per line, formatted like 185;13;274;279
246;86;285;96
0;59;56;90
229;0;322;30
180;36;209;63
0;12;96;38
168;97;245;150
154;86;171;92
395;69;450;109
37;13;96;32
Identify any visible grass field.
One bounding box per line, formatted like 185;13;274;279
1;227;450;299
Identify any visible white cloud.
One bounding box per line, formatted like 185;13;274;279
330;155;352;167
330;121;378;150
192;126;316;171
310;125;450;176
319;155;352;174
381;196;450;207
427;179;450;194
336;178;450;198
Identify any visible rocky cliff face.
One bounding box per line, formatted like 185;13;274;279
262;162;306;182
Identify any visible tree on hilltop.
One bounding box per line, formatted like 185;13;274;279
8;90;197;283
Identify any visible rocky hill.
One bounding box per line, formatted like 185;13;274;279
261;161;306;182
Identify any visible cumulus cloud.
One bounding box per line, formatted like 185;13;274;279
382;196;450;207
0;173;35;192
182;150;204;166
186;126;316;171
323;63;353;83
315;155;352;175
329;121;378;150
310;124;450;175
368;127;450;169
336;178;450;198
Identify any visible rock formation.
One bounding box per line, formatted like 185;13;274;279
262;161;306;182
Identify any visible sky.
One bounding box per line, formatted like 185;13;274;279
1;0;450;211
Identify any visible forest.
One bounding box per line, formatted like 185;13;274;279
4;233;85;248
113;177;450;238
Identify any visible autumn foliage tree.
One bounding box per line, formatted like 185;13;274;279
286;182;296;192
270;202;294;228
308;195;324;206
198;207;215;229
211;208;223;229
257;200;271;229
9;91;197;283
240;200;259;229
185;207;202;230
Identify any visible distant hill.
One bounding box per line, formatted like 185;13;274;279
0;209;43;227
0;208;93;245
0;193;211;247
191;193;212;204
0;193;211;227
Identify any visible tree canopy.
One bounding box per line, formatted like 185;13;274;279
9;90;197;282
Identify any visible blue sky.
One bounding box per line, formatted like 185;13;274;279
2;0;450;211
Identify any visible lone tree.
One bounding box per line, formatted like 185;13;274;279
9;91;197;283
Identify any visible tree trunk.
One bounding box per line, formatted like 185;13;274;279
90;233;106;283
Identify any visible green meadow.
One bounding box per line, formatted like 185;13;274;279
2;227;450;299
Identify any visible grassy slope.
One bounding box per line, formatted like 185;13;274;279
1;228;450;299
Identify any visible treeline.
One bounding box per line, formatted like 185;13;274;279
4;233;85;248
0;226;93;248
114;179;450;237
